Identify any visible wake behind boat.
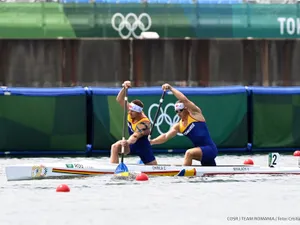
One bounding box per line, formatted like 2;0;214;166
5;153;300;181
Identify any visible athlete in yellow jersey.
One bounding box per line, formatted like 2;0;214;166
110;81;157;165
150;83;218;166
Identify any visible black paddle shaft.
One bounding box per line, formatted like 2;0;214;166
121;87;128;163
149;91;166;137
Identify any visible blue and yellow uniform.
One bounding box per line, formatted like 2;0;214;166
179;114;218;166
127;114;156;164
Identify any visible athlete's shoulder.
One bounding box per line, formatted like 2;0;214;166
140;114;150;122
127;114;133;123
188;112;205;122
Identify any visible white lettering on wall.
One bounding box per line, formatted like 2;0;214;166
278;17;300;35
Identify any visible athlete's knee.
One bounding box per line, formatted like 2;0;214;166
185;150;193;158
111;143;116;150
146;159;157;165
111;142;120;152
185;148;202;160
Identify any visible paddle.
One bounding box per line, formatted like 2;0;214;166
115;87;129;174
149;91;166;140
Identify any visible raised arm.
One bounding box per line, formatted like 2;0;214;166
162;84;201;113
150;123;179;145
116;81;131;108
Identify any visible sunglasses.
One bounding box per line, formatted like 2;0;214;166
175;109;184;113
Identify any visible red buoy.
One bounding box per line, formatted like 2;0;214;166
244;158;254;165
135;173;149;181
56;184;70;192
293;150;300;157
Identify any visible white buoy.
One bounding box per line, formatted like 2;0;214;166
268;152;280;168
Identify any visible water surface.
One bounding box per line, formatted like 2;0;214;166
1;154;300;225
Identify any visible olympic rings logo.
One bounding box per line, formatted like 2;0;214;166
148;103;183;136
111;13;152;39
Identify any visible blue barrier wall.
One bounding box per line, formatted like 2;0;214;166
249;86;300;153
0;86;299;156
0;87;88;156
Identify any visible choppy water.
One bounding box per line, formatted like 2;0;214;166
1;154;300;225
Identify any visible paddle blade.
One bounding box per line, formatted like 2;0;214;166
176;168;196;177
115;162;129;174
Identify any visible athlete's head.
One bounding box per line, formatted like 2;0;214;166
174;100;188;119
128;99;144;119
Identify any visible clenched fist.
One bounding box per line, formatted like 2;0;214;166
162;83;172;91
122;80;131;89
